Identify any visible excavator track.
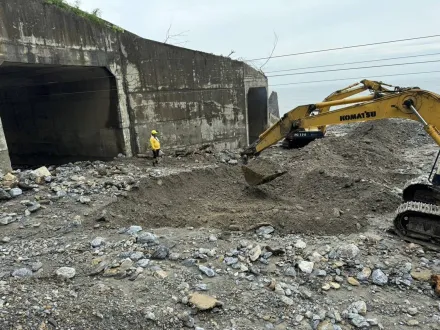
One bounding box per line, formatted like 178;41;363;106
393;201;440;251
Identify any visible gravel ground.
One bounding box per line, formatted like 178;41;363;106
0;119;440;330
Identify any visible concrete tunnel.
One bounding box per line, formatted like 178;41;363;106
0;62;125;168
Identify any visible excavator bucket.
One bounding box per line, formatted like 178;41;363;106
241;165;287;186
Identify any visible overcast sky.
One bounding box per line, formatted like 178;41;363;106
74;0;440;115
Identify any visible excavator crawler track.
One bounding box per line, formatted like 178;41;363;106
393;201;440;251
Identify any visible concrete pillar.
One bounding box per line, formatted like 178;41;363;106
0;118;12;174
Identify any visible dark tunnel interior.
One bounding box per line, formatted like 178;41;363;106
247;87;268;144
0;62;124;167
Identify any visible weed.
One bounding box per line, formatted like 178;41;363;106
44;0;124;33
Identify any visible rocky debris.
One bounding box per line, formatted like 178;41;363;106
27;202;41;213
151;245;169;260
411;269;432;281
136;259;150;268
79;196;91;204
430;274;440;296
198;265;216;277
349;301;367;316
188;293;222;310
137;232;158;245
295;240;307;249
3;173;17;188
336;243;360;259
127;225;142;235
357;267;372;281
284;267;296;277
9;188;22;198
11;268;33;278
347;277;360;286
249;245;262;262
31;262;43;272
298;260;314;274
56;267;76;279
372;269;388;285
256;225;275;236
91;237;105;248
0;215;15;226
0;120;439;328
0;188;11;200
31;166;51;183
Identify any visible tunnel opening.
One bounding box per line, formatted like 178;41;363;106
0;62;124;168
247;87;268;144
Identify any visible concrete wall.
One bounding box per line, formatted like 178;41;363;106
0;0;267;170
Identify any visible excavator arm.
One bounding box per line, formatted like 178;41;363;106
242;83;440;159
241;80;440;250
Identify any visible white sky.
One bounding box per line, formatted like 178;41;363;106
74;0;440;115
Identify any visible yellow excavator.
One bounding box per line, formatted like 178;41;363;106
240;79;440;250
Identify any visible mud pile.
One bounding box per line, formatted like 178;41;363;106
105;119;432;236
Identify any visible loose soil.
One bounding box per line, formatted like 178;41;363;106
106;119;430;236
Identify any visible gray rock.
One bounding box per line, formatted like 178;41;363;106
151;245;169;260
79;196;91;204
56;190;67;198
169;252;181;261
56;267;76;279
408;307;418;316
27;203;41;213
403;262;412;272
182;258;197;267
91;237;105;248
337;244;360;259
130;251;144;261
195;283;208;291
224;257;238;266
12;268;33;278
281;296;294;306
145;312;156;321
198;265;216;277
285;267;296;277
349;301;367;316
208;234;217;242
119;251;132;259
349;313;369;328
317;270;327;277
195;327;205;330
0;188;11;200
294;240;307;249
299;287;313;300
127;225;142;235
228;159;238;165
136;259;150;268
357;267;372;281
298;260;314;274
1;237;10;243
9;188;22;197
256;226;275;235
31;262;43;272
0;216;14;226
137;232;158;245
372;269;388;285
334;275;344;282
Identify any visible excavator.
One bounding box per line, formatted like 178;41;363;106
240;79;440;250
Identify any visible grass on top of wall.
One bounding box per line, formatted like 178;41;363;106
44;0;124;33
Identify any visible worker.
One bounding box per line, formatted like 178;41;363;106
150;130;161;166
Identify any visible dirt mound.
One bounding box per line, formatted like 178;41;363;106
104;119;426;236
347;118;430;147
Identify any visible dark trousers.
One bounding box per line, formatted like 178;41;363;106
152;149;160;165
